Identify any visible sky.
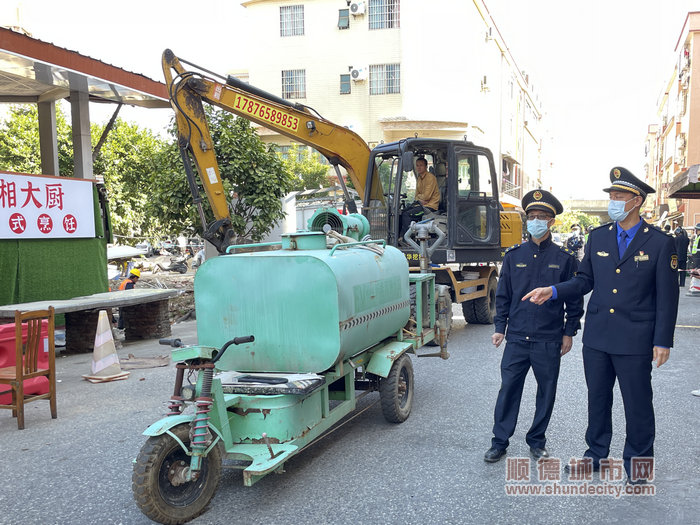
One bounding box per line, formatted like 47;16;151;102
486;0;699;199
2;0;699;199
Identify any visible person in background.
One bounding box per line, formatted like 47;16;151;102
566;224;585;261
117;268;140;329
119;268;140;291
522;167;679;484
484;189;583;464
674;227;690;287
691;223;700;269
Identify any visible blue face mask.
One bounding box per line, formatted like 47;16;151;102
608;197;636;222
527;219;550;239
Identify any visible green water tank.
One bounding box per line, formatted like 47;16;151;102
194;232;410;373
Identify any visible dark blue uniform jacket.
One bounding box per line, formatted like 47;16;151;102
555;222;679;354
495;236;583;342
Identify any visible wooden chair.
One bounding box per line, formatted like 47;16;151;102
0;307;57;429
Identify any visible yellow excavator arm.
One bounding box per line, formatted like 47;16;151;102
162;49;376;251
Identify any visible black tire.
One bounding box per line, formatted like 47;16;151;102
175;262;188;274
462;273;497;324
427;285;452;346
379;354;414;423
132;424;222;525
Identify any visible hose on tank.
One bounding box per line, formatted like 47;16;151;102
326;229;384;256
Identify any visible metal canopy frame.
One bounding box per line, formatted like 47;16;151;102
0;27;169;179
0;27;168;108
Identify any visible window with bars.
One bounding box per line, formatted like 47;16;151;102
280;5;304;36
369;64;400;95
340;74;351;94
369;0;400;30
281;69;306;99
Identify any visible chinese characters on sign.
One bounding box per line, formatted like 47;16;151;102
0;172;96;239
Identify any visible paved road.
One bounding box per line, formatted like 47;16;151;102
1;292;698;524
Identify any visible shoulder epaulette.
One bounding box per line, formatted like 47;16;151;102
505;243;522;253
644;223;667;236
560;245;576;257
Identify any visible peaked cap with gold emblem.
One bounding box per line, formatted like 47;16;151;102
603;167;655;198
521;189;563;216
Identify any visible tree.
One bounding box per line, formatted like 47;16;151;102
91;119;168;240
210;111;294;242
553;210;601;233
149;108;294;243
282;145;333;190
0;105;73;176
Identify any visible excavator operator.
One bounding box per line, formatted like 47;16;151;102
399;157;441;241
414;157;440;210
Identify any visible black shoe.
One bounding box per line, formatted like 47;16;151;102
530;447;550;460
484;447;507;463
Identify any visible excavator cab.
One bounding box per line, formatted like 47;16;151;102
364;138;505;265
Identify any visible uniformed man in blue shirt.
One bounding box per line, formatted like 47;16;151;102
523;167;679;483
484;189;583;463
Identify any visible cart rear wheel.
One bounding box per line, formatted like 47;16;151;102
380;354;414;423
132;424;221;525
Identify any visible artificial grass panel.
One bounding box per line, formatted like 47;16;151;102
0;241;19;304
0;237;108;305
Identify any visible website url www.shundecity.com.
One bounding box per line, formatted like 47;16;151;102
505;482;655;498
503;457;656;498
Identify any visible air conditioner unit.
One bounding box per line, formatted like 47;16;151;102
350;1;366;16
350;67;367;81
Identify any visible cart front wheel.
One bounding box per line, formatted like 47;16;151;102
380;354;414;423
132;423;222;525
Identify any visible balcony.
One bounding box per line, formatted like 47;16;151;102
501;178;521;200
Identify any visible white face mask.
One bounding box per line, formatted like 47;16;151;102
608;197;636;222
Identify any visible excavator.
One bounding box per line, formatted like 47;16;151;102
161;49;522;326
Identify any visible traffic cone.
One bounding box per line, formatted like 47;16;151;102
82;310;130;383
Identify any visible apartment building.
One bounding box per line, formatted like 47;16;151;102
240;0;546;204
644;11;700;228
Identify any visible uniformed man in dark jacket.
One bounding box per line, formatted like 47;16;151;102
523;167;679;483
484;189;583;463
674;227;690;287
